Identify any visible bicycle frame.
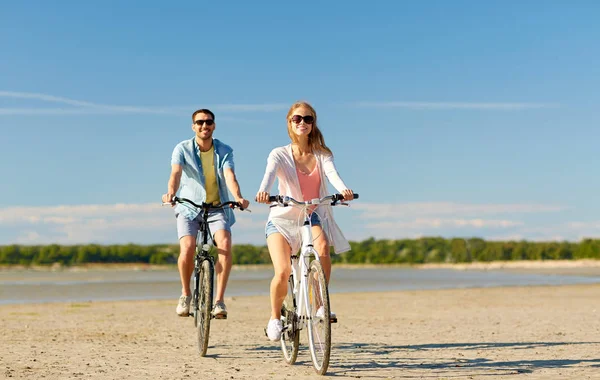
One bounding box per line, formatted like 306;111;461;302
164;197;246;318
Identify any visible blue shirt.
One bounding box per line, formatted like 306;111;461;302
171;137;236;225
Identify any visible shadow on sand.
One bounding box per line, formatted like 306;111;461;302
211;340;600;378
325;341;600;378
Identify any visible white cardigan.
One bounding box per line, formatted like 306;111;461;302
257;144;351;254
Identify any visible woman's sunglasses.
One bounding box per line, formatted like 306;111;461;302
194;119;214;126
291;115;314;124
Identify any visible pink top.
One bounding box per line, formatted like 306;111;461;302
258;144;351;254
296;161;321;210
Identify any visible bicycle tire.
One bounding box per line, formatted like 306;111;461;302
306;260;331;375
197;259;213;357
193;261;200;327
280;276;300;364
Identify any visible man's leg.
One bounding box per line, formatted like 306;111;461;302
175;214;199;316
178;236;196;296
213;229;232;304
209;209;232;318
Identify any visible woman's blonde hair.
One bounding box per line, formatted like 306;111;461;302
286;101;332;155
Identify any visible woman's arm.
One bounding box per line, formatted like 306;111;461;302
322;154;348;192
256;151;279;202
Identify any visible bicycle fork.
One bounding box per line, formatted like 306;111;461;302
190;249;212;318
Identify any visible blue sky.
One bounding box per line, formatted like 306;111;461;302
1;1;599;245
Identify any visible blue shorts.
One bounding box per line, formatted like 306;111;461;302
177;210;231;240
265;212;321;239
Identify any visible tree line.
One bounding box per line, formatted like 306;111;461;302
1;237;599;266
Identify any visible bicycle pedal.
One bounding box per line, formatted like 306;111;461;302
213;314;227;320
330;317;338;324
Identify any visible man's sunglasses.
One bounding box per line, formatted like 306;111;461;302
194;119;214;126
291;115;314;124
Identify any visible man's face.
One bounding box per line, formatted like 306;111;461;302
192;112;215;141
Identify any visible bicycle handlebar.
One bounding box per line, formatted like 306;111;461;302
268;193;359;206
167;196;246;211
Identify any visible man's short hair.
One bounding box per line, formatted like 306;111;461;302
192;109;215;121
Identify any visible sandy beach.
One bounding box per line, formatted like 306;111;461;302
2;281;600;379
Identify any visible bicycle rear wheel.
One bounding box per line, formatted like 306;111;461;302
307;260;331;375
280;276;300;364
196;259;213;357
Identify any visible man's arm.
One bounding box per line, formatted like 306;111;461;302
224;167;249;209
162;164;183;204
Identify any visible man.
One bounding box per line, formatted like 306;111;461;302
162;109;249;318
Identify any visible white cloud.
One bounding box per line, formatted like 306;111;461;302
567;221;600;230
366;218;523;230
351;202;566;219
16;231;42;244
565;221;600;240
0;203;163;224
354;101;558;110
0;202;269;244
0;200;592;245
0;91;558;117
486;234;567;242
0;91;287;116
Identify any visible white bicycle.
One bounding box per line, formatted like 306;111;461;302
267;193;358;375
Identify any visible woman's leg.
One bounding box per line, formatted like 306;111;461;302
267;232;292;320
311;224;331;283
311;223;337;320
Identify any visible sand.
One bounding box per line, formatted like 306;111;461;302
2;282;600;380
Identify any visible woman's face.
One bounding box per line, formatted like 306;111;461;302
289;106;314;138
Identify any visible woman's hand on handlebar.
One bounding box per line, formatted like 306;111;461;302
255;191;271;204
341;189;354;201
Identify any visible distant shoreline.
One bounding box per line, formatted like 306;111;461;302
2;259;600;272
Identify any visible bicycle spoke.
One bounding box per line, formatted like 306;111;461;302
280;276;300;364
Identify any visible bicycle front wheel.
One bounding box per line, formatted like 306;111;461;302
280;276;299;364
306;260;331;375
197;259;213;357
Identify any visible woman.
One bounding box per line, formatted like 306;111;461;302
256;101;355;341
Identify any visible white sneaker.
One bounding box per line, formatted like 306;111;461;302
176;295;191;316
212;301;228;319
315;306;337;322
265;318;283;341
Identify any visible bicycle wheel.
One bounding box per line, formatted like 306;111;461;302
307;260;331;375
197;259;213;357
280;276;300;364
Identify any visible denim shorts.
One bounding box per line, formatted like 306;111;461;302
265;212;321;238
177;209;231;240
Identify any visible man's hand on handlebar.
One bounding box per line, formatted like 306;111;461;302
235;197;250;210
161;193;176;207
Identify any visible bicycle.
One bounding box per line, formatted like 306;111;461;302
164;196;247;357
266;193;358;375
